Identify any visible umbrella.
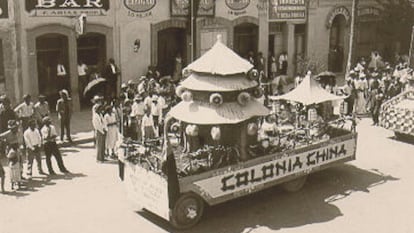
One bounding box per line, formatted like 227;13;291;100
269;75;346;106
84;78;107;96
315;71;336;86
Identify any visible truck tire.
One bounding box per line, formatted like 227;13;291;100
282;175;307;192
170;193;204;229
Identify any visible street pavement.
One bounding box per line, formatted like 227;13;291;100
1;118;414;233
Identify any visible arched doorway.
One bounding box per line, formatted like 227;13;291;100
233;23;258;58
328;15;346;72
36;34;69;107
157;28;187;77
77;33;106;108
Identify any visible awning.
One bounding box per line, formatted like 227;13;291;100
183;35;253;75
180;72;258;92
168;100;269;125
269;75;346;105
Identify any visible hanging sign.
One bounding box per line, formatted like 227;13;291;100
170;0;215;17
124;0;156;17
226;0;250;16
25;0;110;17
0;0;9;19
268;0;307;22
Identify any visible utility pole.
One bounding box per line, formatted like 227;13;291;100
345;0;359;76
189;0;200;62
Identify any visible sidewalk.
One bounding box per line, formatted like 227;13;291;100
50;110;94;147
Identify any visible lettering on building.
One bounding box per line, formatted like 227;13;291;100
326;6;351;28
26;0;110;16
171;0;215;17
226;0;249;15
124;0;156;13
269;0;306;22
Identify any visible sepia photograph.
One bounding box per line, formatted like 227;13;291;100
0;0;413;232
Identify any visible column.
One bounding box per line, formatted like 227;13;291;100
69;34;80;112
258;0;269;76
286;23;295;77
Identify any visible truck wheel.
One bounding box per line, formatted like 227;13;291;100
170;193;204;229
282;175;307;192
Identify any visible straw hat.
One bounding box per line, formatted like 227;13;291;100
42;116;52;124
7;120;18;129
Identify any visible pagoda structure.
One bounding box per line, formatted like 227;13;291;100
168;35;269;160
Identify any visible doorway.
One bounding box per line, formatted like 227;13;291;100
36;34;69;108
328;15;346;72
77;33;106;108
157;28;187;77
234;23;258;58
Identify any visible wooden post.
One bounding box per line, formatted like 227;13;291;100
345;0;359;76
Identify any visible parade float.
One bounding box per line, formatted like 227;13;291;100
121;36;358;229
380;78;414;140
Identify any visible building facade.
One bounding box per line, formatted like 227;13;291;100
0;0;394;111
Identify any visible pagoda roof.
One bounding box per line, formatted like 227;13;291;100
183;35;253;76
180;72;258;92
270;75;346;105
168;100;269;125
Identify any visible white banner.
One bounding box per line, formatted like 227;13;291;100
194;138;356;199
124;163;170;220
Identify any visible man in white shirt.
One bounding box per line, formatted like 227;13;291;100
34;95;50;128
14;94;35;130
24;120;44;178
141;110;156;141
92;105;107;162
131;95;145;141
41;117;69;175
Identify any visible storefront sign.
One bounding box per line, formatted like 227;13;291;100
171;0;215;17
326;6;350;28
358;7;381;17
124;163;170;220
0;0;9;19
226;0;250;16
268;0;307;22
25;0;110;17
125;0;155;17
194;138;356;199
124;0;156;12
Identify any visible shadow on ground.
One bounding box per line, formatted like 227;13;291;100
136;164;398;233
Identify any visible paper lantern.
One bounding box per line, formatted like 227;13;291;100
248;69;259;81
170;122;180;133
211;126;221;141
252;87;264;98
181;91;193;102
237;92;251;106
308;108;318;122
247;122;258;135
340;101;348;115
210;93;223;106
185;125;199;136
175;85;186;98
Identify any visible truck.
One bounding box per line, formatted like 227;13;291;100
120;37;358;229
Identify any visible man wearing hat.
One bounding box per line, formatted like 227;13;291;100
24;119;45;178
130;95;145;140
92;105;107;162
0;97;17;133
56;90;72;143
34;95;50;128
0;120;23;184
41;116;69;175
14;94;34;130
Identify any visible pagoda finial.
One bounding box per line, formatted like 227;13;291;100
216;34;222;42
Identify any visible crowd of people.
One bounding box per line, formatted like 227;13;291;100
340;52;411;125
0;90;71;193
91;66;178;163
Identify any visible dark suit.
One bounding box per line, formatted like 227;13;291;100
56;98;72;141
103;63;119;98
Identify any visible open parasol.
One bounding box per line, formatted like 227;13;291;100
269;75;346;105
84;77;107;96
